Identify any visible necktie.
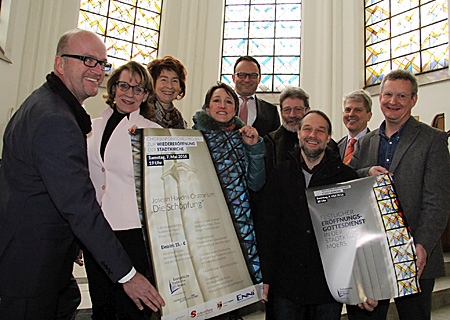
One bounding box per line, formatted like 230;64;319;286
239;96;249;124
343;138;356;165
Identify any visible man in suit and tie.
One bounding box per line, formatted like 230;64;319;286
232;56;280;137
0;29;165;319
337;89;372;164
347;69;450;320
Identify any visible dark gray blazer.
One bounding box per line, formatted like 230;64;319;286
252;97;280;138
0;81;132;297
337;128;370;160
350;116;450;278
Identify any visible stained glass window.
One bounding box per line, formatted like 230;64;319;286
365;0;448;86
221;0;302;93
78;0;162;69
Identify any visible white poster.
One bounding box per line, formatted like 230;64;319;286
306;174;420;304
132;128;262;319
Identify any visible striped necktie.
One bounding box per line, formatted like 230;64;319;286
343;138;356;165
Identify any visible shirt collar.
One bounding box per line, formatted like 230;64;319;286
238;93;256;100
347;128;368;141
379;118;409;138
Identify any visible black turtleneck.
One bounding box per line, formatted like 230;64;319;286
100;107;129;161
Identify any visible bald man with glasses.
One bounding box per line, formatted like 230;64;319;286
0;29;165;319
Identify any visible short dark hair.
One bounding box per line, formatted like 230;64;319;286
147;56;187;99
202;82;239;115
233;56;261;74
105;61;155;119
380;69;418;97
279;87;310;110
300;110;332;135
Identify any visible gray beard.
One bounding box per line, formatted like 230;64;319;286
282;121;300;133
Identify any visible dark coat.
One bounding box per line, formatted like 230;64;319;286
252;97;280;138
0;80;132;297
264;126;299;175
257;147;358;304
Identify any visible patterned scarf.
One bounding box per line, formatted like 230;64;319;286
150;98;187;129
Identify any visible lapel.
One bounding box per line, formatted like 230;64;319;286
254;96;261;119
389;117;420;172
368;130;380;164
94;108;115;164
338;136;348;159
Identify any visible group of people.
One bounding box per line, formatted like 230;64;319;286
0;28;449;320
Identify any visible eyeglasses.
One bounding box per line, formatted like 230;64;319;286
116;81;146;96
382;92;413;101
235;72;259;80
281;106;308;115
61;54;112;71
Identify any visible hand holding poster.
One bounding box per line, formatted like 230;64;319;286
306;174;420;304
131;128;262;319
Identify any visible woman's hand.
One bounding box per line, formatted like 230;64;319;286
128;125;138;135
240;125;259;145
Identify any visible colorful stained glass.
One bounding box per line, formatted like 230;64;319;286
391;0;418;16
78;0;161;69
365;0;448;86
276;20;301;38
249;38;275;56
366;19;390;46
250;5;276;21
225;5;250;21
224;22;249;39
222;1;301;92
365;1;390;26
391;8;419;37
249;22;275;38
422;44;449;71
275;39;300;56
391;31;420;58
276;4;302;21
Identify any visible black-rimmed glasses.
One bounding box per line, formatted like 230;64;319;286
116;81;146;96
235;72;259;80
61;54;112;71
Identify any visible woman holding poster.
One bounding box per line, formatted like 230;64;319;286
85;61;163;319
192;82;266;319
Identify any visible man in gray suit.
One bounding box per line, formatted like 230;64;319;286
347;69;450;320
337;89;372;164
0;29;164;319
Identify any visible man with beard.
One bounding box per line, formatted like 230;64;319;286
337;89;372;164
264;87;310;174
257;111;376;319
